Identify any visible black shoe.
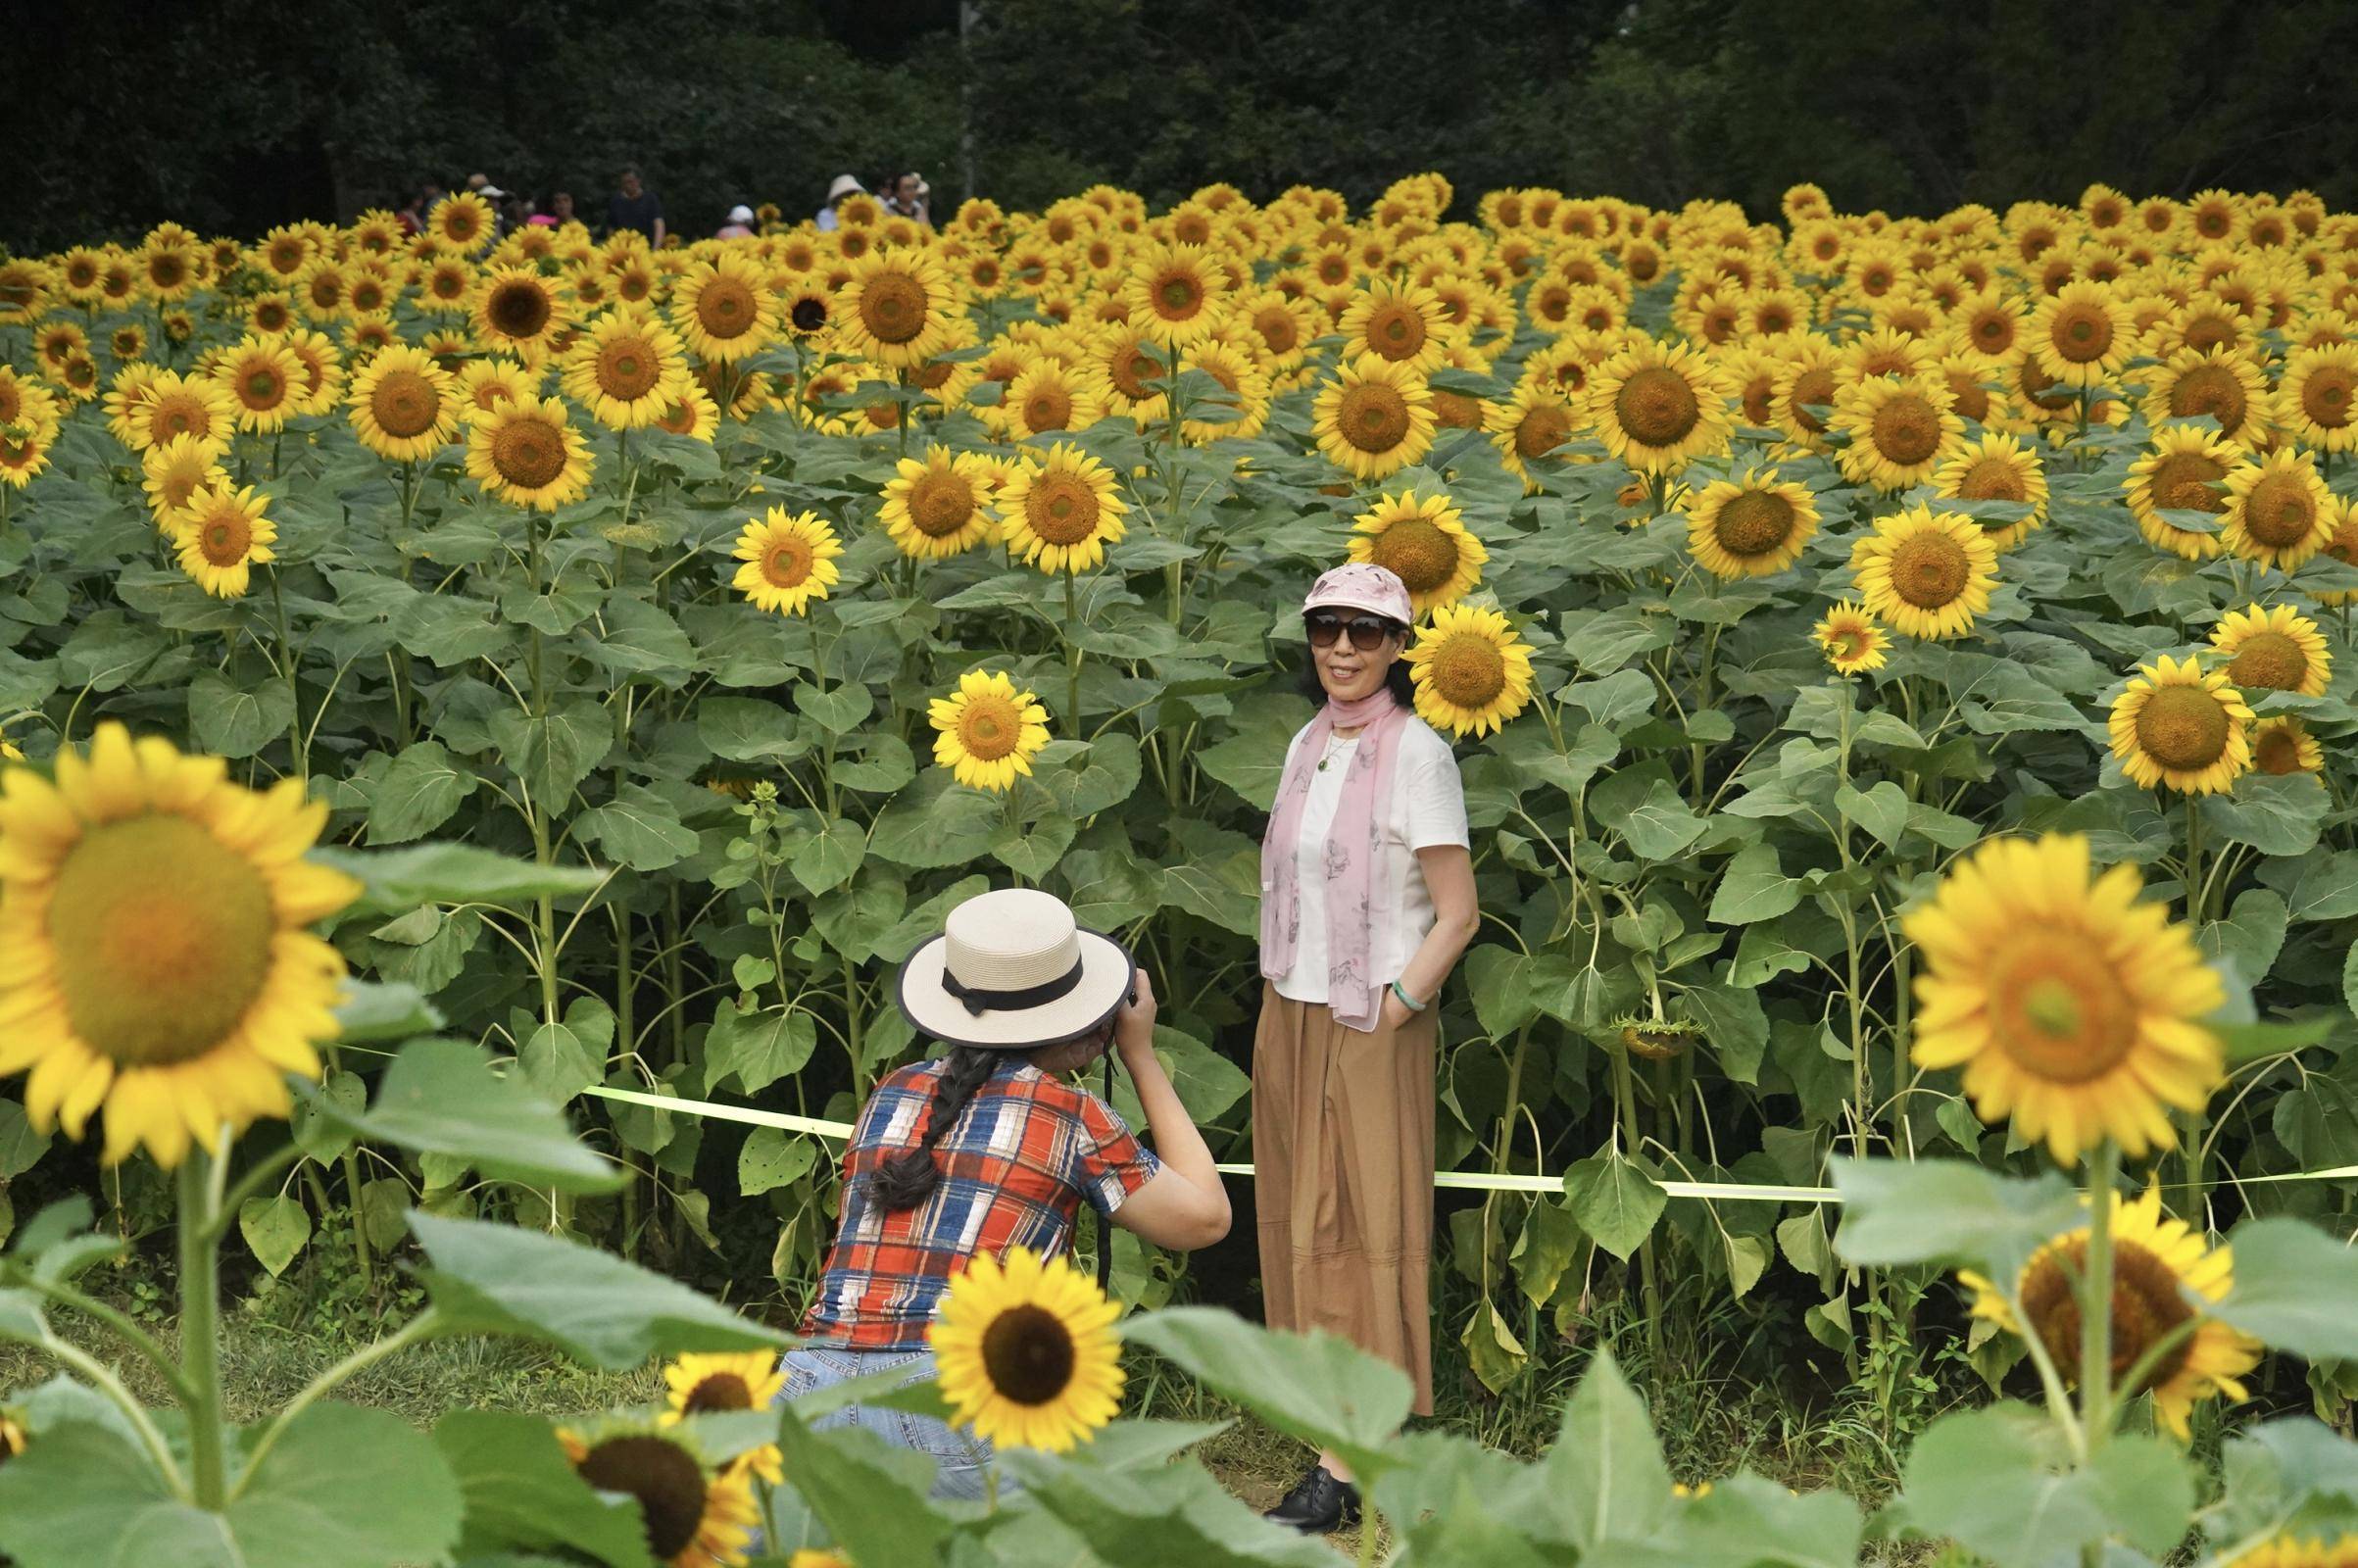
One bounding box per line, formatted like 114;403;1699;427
1263;1463;1362;1533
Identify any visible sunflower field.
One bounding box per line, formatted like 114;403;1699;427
8;175;2358;1566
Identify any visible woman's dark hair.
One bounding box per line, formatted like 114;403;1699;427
1295;615;1413;708
866;1020;1117;1211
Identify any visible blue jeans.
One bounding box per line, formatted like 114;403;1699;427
772;1344;1004;1503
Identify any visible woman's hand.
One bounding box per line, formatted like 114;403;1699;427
1379;985;1415;1034
1115;967;1159;1061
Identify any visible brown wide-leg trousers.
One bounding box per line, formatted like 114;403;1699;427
1251;978;1438;1417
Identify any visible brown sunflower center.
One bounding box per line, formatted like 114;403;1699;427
371;370;439;438
859;270;929;345
980;1302;1079;1406
2019;1238;2196;1392
2169;365;2247;430
1338;380;1410;454
1429;631;1507;710
1972;311;2016;352
597;338;662;401
575;1435;709;1561
198;506;254;566
2243;472;2320;548
1787;368;1837;432
790;296;830;333
1255;309;1299;354
1153;270;1204;320
696;277;757;340
1365;302;1425;359
2300;366;2356;428
2137;683;2233;771
2227;630;2307;691
1026;473;1101;545
1958;455;2028;504
2147;452;2227;513
1432;388;1483;429
486;280;553;339
242;367;285;407
1871;394;1942;466
957;693;1021;760
763;536;813;588
2256;724;2308;774
47;814;276;1068
1714;490;1797;558
1514;403;1573;463
2052;303;2114;361
1614;366;1700;447
2183;314;2236;355
1983;934;2138;1086
681;1375;753;1414
1369;515;1459;593
1889;530;1970;608
1827;623;1870;662
491;416;568;490
1022;380;1074;431
908;471;976;537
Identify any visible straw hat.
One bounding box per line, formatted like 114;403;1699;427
896;888;1135;1049
826;173;865;202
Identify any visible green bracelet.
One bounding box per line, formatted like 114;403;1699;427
1389;979;1428;1012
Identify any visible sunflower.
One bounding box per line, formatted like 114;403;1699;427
929;671;1053;793
2141;345;2269;448
1959;1187;2256;1439
346;344;458;463
1234;287;1317;374
997;442;1129;574
1813;599;1891;676
1121;243;1226;347
1004;359;1111;443
2227;1538;2358;1568
279;329;346;416
672;254;779;365
1348;489;1487;612
835;249;959;367
1310;353;1437;482
465;395;594;512
1849;506;1998;640
172;482;278;598
1949;289;2027;364
560;1419;757;1568
558;307;692;431
1177;337;1272;444
731;508;843;616
660;1351;785;1485
1587;337;1734;476
2109;655;2255;797
471;267;571;363
2221;448;2335;571
2253;715;2324;776
2209;603;2332;697
653;383;720;442
433;191;498;254
1338;277;1451;372
880;446;999;559
1906;833;2224;1166
2027;280;2135;388
931;1245;1122;1451
209;336;304;433
1833;374;1963;492
0;1409;23;1465
2127;424;2239;561
1686;466;1821;578
0;723;358;1167
455;357;539;415
1402;605;1537;738
1484;381;1583;492
420;258;475;315
2277;342;2358;452
1932;431;2050;550
140;432;228;528
0;421;53;488
779;278;833;339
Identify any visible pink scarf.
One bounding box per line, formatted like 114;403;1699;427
1259;688;1411;1032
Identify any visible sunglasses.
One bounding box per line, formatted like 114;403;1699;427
1305;612;1399;652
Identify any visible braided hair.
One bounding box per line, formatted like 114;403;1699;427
865;1045;1007;1211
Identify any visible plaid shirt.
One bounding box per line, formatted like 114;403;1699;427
798;1054;1163;1349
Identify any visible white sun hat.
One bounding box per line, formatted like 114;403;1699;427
896;887;1135;1049
827;173;865;202
726;204;755;224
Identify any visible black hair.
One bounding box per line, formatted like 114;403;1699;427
1294;612;1414;708
865;1017;1119;1211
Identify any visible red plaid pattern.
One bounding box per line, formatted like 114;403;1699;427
797;1055;1161;1348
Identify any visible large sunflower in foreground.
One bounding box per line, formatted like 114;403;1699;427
730;508;843;616
559;307;693;431
834;248;959;368
2210;603;2332;696
672;254;779;365
1958;1187;2257;1439
1813;600;1891;676
173;482;278;598
931;1246;1122;1452
471;267;572;364
2027;280;2135;389
1349;489;1487;612
2108;655;2254;796
1848;506;1998;641
1905;833;2224;1166
1338;276;1452;372
2221;448;2334;571
660;1351;785;1485
1932;431;2049;551
880;446;999;559
1310;352;1437;482
211;336;305;433
997;441;1129;573
465;395;593;512
1120;242;1226;347
2140;345;2269;448
929;670;1052;793
561;1419;757;1568
0;724;359;1167
1402;605;1537;738
1685;466;1820;579
140;433;227;529
2277;342;2358;452
1832;373;1963;493
1587;337;1733;476
346;344;459;463
2126;424;2237;561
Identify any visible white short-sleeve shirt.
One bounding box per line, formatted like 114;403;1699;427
1271;715;1470;1004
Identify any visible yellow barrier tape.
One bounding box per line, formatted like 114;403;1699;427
581;1085;2358;1205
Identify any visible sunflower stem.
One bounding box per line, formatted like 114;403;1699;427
328;1044;375;1291
2079;1140;2120;1456
1063;567;1083;730
269;569;307;786
2179;797;2208;1225
177;1150;229;1509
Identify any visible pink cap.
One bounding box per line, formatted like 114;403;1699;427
1302;563;1413;625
